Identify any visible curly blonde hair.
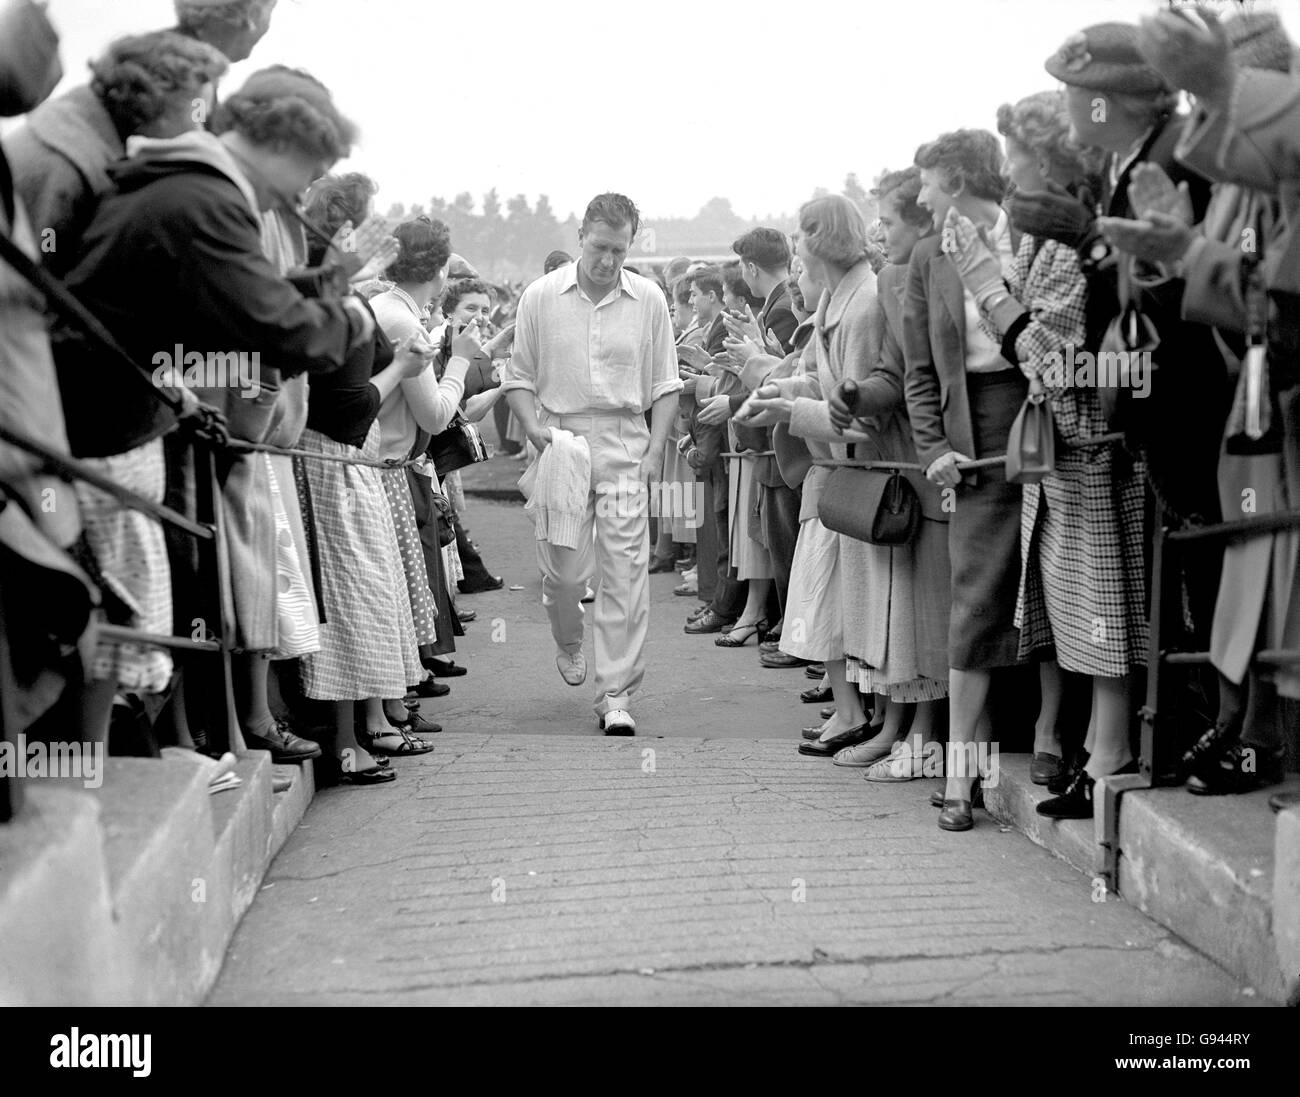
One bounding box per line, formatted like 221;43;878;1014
997;90;1102;188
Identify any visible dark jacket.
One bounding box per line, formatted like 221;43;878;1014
56;134;366;458
902;233;976;473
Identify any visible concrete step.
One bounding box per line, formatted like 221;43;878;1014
984;753;1300;1003
0;750;316;1005
0;788;121;1005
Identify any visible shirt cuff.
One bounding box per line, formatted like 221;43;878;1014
651;378;685;402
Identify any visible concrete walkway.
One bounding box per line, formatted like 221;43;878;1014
208;500;1256;1006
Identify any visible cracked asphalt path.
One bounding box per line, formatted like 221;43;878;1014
207;500;1252;1005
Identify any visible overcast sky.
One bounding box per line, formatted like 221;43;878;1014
27;0;1300;220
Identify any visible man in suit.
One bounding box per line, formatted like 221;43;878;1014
683;266;747;632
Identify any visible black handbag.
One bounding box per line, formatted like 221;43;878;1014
817;444;920;545
1098;256;1160;429
427;415;487;479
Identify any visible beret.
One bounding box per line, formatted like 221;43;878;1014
1045;22;1170;95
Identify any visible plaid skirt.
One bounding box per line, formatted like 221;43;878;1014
298;426;422;699
75;439;173;692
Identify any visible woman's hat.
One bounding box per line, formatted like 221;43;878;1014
1045;22;1171;94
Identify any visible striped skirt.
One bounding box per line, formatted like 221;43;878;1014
298;425;422;700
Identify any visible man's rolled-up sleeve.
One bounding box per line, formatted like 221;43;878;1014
648;293;684;404
500;286;538;396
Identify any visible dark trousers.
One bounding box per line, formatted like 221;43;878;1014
759;480;800;621
454;512;496;589
697;471;718;605
406;467;460;652
705;458;746;620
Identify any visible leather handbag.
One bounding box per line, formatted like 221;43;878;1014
1098;255;1159;429
1005;374;1056;483
427;415;488;480
817;445;920;546
429;490;456;547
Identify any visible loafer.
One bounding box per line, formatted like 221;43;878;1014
458;575;504;594
406;675;450;699
684;609;733;634
1030;752;1063;786
938;799;973;831
761;651;814;669
244;721;322;764
797;722;871;758
601;709;636;735
424;657;467;677
804;664;827;680
800;685;832;704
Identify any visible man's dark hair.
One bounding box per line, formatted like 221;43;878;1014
913;129;1007;203
543;250;572;273
581;192;640;241
732;227;791;273
690;266;725;304
722;264;763;310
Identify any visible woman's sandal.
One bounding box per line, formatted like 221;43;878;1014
715;617;769;648
364;722;435;756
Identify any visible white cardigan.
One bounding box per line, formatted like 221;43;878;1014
519;429;591;549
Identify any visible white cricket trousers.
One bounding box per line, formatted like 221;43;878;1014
537;409;651;717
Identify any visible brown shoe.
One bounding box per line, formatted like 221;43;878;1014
685;609;733;634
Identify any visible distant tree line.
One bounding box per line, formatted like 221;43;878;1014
384;174;881;280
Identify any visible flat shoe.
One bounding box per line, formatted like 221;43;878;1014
831;736;898;768
761;652;813;669
406;676;450;699
424;657;467;677
1030;752;1063;786
800;685;832;704
797;723;871;758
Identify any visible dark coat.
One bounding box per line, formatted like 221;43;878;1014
56;141;366;458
